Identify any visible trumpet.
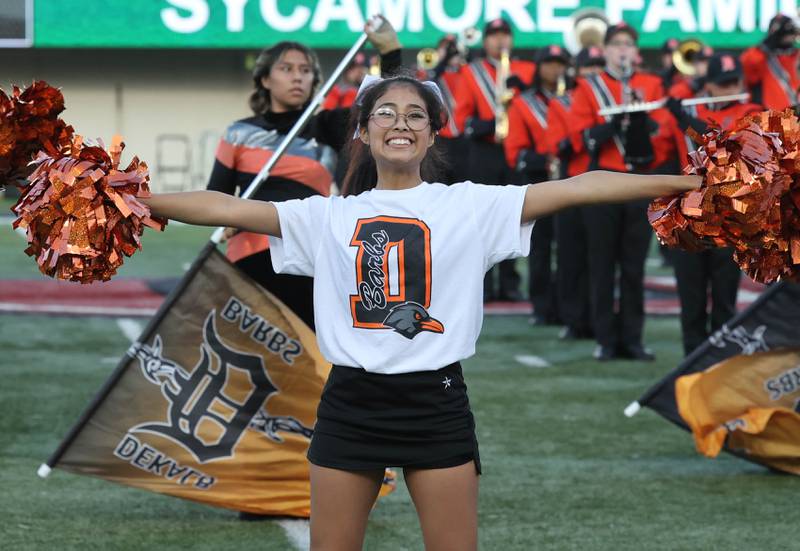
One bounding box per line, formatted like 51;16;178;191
597;93;750;117
416;48;440;71
672;39;704;76
494;48;513;142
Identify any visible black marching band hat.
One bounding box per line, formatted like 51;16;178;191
661;38;680;53
535;44;571;64
767;13;799;37
604;22;639;44
705;53;743;84
576;46;605;67
346;51;369;70
483;18;512;37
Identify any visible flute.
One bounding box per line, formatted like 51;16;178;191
598;93;750;117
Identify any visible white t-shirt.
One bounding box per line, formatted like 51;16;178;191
269;181;534;374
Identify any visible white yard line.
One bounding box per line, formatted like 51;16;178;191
0;303;156;317
275;519;310;551
514;355;551;368
738;289;761;303
116;318;143;343
646;274;676;286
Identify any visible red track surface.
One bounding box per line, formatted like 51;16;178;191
0;278;164;317
0;276;766;318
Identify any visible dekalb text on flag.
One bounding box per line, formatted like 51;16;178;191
49;249;394;516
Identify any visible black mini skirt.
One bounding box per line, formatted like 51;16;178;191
308;362;481;474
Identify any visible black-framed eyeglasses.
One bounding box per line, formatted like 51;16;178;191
368;107;430;131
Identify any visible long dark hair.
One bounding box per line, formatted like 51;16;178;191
249;42;322;115
341;75;449;196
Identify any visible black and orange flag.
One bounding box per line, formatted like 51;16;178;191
39;245;395;516
629;282;800;474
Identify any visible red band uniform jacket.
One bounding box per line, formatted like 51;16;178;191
741;46;800;110
504;89;554;176
546;91;592;177
453;58;536;144
570;70;682;173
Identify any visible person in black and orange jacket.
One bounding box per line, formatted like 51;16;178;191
569;22;684;362
453;17;535;302
666;53;762;355
741;13;799;110
546;46;605;340
206;19;402;331
504;45;570;324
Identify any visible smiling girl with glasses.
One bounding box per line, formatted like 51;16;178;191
141;73;700;550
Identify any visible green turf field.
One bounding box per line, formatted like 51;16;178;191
1;223;797;550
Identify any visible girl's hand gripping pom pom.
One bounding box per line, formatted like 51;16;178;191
648;109;800;284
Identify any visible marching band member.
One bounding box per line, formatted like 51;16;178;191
321;51;369;110
741;13;800;110
504;45;570;324
666;53;762;355
453;17;536;302
668;44;714;99
569;22;683;361
547;46;605;340
659;38;683;89
424;35;469;183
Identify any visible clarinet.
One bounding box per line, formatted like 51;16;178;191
620;55;633;149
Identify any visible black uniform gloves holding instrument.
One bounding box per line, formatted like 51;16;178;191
583;111;658;167
665;96;709;135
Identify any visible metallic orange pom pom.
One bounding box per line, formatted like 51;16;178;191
0;81;74;189
11;135;167;283
649;109;800;284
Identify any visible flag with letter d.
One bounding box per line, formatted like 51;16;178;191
46;247;394;516
637;282;800;474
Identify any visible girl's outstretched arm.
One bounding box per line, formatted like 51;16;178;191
141;191;281;237
520;170;701;223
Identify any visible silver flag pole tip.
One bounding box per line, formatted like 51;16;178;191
37;464;52;478
624;401;641;418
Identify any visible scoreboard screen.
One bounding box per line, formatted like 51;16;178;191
0;0;31;47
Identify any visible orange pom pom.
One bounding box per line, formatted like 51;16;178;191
649;109;800;283
12;135;167;283
0;81;74;189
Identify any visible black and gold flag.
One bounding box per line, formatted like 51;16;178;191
635;282;800;474
42;245;394;516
